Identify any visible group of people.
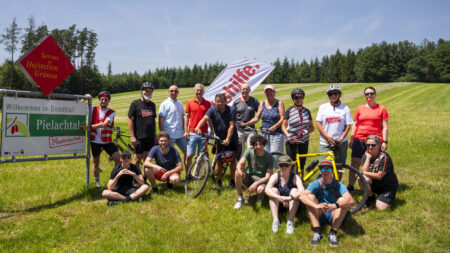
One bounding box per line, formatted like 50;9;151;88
84;82;399;247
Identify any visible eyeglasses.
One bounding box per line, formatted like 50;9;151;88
366;143;377;148
364;92;375;96
279;164;290;168
293;96;304;100
320;167;332;172
328;92;340;96
169;90;178;93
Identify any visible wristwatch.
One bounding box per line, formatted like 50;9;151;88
383;141;388;144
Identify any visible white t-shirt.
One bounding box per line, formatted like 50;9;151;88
158;98;185;139
91;107;115;144
316;102;353;146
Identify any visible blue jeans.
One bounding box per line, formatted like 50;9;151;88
261;132;284;170
170;137;188;152
186;133;206;156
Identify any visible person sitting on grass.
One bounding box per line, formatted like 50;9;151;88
360;135;398;210
102;150;149;206
300;160;354;247
265;155;304;234
143;131;183;193
234;134;274;210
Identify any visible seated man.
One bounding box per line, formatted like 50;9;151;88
300;160;354;247
265;155;304;234
234;134;274;210
143;131;183;193
102;150;149;206
360;135;398;210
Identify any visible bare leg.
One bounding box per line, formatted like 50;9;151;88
186;155;194;173
349;157;361;186
129;184;149;200
376;200;391;210
111;151;121;166
269;188;281;221
235;169;245;196
93;156;101;178
169;173;181;185
331;206;348;231
144;167;158;188
305;193;321;228
288;188;300;221
102;190;126;201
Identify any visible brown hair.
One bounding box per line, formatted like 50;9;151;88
157;131;170;140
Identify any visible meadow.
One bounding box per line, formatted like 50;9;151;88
0;82;449;252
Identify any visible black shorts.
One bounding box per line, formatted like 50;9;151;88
91;142;119;158
136;138;155;154
373;185;398;205
244;174;266;189
114;186;138;196
351;139;366;158
217;141;238;154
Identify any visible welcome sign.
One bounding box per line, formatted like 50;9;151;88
1;97;87;156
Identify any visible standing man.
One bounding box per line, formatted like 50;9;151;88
102;150;149;206
184;84;212;172
234;83;260;159
159;85;187;162
82;91;120;188
300;160;354;247
195;93;238;188
143;131;183;193
316;85;353;170
128;82;157;168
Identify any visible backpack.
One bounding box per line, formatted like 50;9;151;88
249;149;273;171
318;177;341;201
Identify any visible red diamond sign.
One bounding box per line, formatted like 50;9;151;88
16;35;75;96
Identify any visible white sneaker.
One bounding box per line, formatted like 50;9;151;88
286;220;295;234
272;220;281;233
234;196;244;210
95;181;101;189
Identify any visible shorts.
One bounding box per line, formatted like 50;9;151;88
351;139;366;158
155;171;181;181
373;184;398;205
114;186;137;196
320;210;349;225
91;142;119;158
319;141;348;165
244;174;266;189
217;140;238;154
187;133;206;156
136;138;155;154
170;137;188;152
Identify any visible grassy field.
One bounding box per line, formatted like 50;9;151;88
0;82;449;252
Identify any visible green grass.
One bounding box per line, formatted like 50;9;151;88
0;82;449;252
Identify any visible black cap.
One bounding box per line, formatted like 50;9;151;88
121;150;131;158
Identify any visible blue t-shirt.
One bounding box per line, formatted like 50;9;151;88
206;105;238;142
306;179;348;204
147;145;181;171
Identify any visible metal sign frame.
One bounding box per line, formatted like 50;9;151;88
0;89;92;187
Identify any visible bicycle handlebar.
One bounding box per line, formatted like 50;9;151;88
200;133;221;142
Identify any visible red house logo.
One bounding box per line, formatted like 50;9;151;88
16;35;75;96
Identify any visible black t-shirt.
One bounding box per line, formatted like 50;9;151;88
128;99;156;139
362;151;398;193
232;96;259;129
109;163;141;190
206;105;238;143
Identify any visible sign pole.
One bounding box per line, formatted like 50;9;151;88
85;98;92;188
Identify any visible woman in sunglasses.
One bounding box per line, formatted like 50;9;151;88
360;135;398;210
348;86;389;191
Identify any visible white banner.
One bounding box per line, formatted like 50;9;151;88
204;58;275;105
1;97;87;157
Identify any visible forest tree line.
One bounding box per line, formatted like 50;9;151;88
1;17;449;96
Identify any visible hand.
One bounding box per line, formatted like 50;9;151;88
161;172;169;181
282;199;289;208
184;132;189;139
326;136;335;146
248;182;258;192
315;203;328;214
158;166;167;173
349;138;354;149
381;142;388;151
222;139;230;146
269;126;276;132
131;136;138;147
364;151;372;160
195;128;201;135
324;203;336;212
240;122;246;127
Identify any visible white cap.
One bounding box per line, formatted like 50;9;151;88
264;84;275;91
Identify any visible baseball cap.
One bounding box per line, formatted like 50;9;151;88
121;150;132;158
319;160;333;168
264;84;275;91
278;155;293;166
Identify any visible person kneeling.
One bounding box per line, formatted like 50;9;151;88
102;150;149;206
143;131;183;193
265;155;304;234
234;134;274;210
300;160;354;247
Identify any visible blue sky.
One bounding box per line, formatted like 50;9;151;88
1;0;449;75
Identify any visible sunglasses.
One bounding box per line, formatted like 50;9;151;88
364;92;375;96
293;96;304;100
279;164;290;168
366;143;377;148
122;156;131;160
320;167;332;172
328;92;340;96
169;90;178;93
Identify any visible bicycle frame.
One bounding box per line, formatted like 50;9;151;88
298;151;339;181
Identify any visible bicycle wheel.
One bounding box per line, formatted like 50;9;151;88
340;164;368;214
185;154;210;198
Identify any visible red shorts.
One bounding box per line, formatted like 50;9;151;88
155;171;180;181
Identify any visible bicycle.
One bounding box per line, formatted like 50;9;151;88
112;126;136;153
184;133;234;198
272;143;368;214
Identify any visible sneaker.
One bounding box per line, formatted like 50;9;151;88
286;220;295;234
347;184;354;193
95;181;101;189
310;232;323;245
327;232;339;247
234;196;244;210
149;187;158;195
229;180;236;189
167;181;173;189
216;180;223;188
272;220;281;233
108;200;124;206
134;197;143;203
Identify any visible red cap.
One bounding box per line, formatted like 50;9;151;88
319;160;332;167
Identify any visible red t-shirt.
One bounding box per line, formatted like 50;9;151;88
353;104;389;141
185;98;211;133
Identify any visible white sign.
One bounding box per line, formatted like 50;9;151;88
1;97;87;156
204;58;275;105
